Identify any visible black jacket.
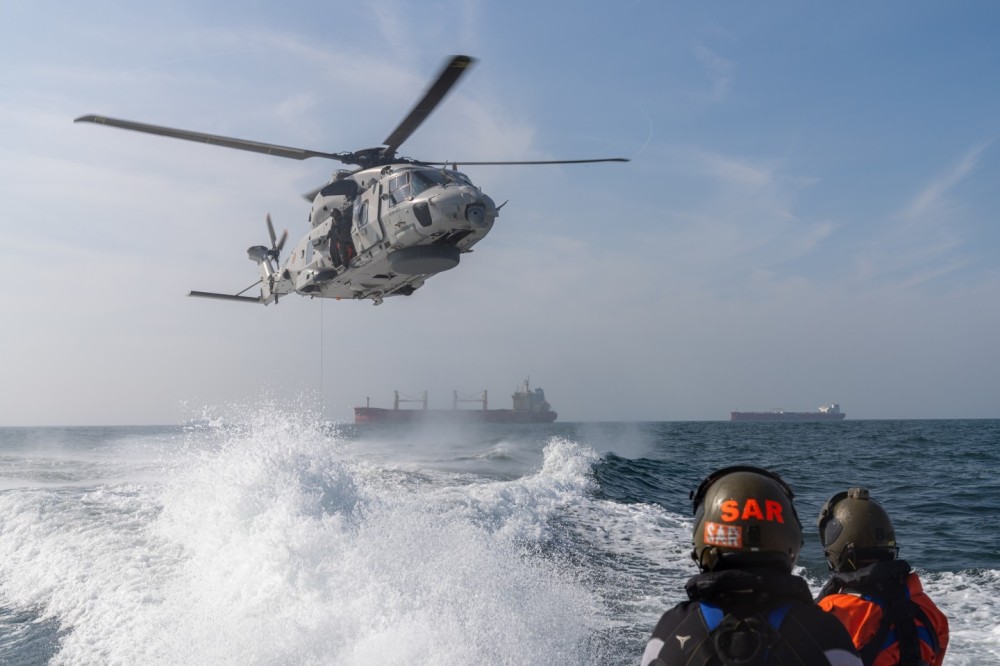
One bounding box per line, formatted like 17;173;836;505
642;568;862;665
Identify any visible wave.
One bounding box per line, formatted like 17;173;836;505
2;414;999;664
0;415;608;664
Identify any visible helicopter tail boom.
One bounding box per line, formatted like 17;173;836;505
188;291;263;304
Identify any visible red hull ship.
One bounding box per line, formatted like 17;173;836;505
730;403;846;422
355;379;557;424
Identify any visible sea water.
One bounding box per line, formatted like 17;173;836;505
1;412;997;664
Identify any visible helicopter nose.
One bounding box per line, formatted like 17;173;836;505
465;203;486;224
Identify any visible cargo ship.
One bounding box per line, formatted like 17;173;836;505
354;379;558;424
730;403;846;422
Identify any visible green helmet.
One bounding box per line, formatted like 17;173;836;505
817;487;897;572
690;466;803;572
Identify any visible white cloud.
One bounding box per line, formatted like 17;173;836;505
903;140;991;222
2;2;999;424
693;44;734;102
851;141;992;290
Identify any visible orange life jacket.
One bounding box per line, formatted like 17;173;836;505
818;570;948;666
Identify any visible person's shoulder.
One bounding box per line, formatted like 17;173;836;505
907;573;945;607
785;598;847;621
780;599;859;640
907;570;934;596
779;600;863;663
817;590;865;611
907;572;950;630
650;599;699;630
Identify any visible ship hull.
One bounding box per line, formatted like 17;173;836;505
730;412;846;422
354;407;557;424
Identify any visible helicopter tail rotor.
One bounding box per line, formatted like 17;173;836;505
265;213;288;262
245;214;291;306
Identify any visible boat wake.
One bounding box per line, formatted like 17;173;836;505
0;410;633;664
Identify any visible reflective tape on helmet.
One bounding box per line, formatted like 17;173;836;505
705;522;743;548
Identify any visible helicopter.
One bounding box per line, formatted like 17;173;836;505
76;55;628;305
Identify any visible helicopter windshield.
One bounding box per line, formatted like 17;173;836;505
388;173;411;206
410;169;452;196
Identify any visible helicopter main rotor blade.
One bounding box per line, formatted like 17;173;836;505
421;157;631;165
382;55;476;157
75;115;352;162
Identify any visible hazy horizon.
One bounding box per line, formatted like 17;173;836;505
3;1;998;425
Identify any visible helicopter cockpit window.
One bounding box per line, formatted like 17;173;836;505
411;169;451;196
388;173;411;206
449;171;473;186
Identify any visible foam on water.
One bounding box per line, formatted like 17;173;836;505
920;569;1000;663
3;416;999;664
0;414;610;664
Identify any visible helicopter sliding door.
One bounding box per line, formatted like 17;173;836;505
351;189;383;254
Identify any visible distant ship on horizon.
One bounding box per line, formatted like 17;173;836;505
354;379;558;424
730;403;846;422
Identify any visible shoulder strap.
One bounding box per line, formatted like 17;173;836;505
911;603;940;653
648;605;717;666
688;602;805;666
766;603;792;630
857;585;936;666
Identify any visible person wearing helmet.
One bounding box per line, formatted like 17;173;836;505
641;466;862;666
816;488;949;666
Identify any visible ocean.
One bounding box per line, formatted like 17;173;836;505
1;413;997;664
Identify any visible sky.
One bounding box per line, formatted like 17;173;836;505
2;1;999;425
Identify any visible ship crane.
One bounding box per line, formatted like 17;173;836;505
355;382;557;423
394;390;428;411
453;390;488;411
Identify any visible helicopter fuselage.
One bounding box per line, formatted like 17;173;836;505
76;55;626;306
255;164;498;305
